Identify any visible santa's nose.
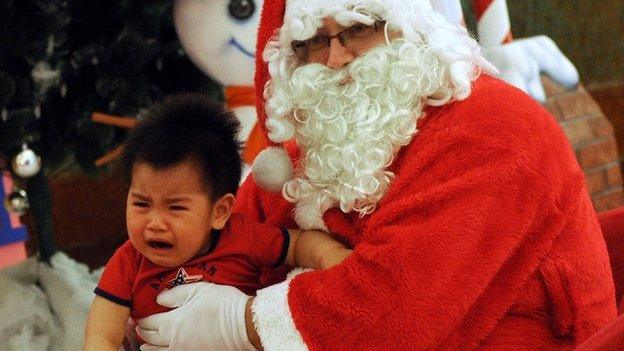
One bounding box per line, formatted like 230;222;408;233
325;37;355;70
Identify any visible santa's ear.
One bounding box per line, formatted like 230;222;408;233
211;193;235;230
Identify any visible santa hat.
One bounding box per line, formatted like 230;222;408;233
251;0;437;192
251;0;291;192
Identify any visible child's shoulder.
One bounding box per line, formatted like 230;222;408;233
100;240;142;282
224;213;284;245
109;240;142;263
226;212;276;233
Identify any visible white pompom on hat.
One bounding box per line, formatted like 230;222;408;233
252;146;293;192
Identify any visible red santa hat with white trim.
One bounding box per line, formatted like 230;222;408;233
251;0;291;192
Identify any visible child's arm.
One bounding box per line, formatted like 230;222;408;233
285;229;352;269
83;296;131;351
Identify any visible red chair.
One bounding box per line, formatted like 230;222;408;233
576;207;624;350
599;207;624;312
576;313;624;350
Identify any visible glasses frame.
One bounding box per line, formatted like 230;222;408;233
291;20;386;61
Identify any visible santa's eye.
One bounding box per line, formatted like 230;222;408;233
228;0;255;20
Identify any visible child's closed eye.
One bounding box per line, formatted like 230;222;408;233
169;205;188;211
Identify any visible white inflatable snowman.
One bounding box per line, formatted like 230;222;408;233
174;0;268;166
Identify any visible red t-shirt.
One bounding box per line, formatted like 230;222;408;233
95;213;289;320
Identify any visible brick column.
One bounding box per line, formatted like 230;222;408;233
542;77;624;212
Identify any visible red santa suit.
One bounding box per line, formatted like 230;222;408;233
234;0;617;346
239;74;617;350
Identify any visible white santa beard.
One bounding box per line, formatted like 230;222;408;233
267;39;452;229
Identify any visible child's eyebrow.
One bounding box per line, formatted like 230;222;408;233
130;192;150;201
165;196;193;204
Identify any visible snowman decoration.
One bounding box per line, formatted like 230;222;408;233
174;0;268;168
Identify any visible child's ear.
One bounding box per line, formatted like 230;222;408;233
211;193;235;230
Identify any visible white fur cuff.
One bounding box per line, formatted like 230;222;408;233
251;269;311;350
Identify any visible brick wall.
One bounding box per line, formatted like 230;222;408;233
591;84;624;157
542;77;624;212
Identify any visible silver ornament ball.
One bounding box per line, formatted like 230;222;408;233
4;189;30;216
13;147;42;178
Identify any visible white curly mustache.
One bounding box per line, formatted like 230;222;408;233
267;39;452;225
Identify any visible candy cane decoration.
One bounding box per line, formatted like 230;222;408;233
429;0;512;48
474;0;513;46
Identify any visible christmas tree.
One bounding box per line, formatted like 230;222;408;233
0;0;221;262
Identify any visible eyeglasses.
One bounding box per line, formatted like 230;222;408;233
291;21;386;62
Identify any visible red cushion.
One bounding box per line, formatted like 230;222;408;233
599;207;624;308
573;207;624;350
576;313;624;350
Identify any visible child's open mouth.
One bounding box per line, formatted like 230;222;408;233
148;240;174;250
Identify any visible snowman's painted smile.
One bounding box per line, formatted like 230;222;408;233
229;37;254;58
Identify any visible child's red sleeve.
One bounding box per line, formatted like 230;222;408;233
94;240;138;308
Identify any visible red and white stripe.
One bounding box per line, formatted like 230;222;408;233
474;0;513;46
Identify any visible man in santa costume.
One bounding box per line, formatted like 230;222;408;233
136;0;617;349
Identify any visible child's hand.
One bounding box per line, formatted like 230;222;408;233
294;230;352;269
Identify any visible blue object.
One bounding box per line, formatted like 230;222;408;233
0;176;27;246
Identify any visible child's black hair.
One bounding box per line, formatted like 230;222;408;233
121;93;242;199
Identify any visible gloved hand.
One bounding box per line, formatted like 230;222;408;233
136;282;256;351
483;35;579;103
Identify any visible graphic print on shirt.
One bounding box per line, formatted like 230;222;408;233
150;264;219;292
167;267;203;287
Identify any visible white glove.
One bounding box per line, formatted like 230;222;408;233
483;35;579;103
136;282;256;351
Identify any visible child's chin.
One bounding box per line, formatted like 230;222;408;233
147;254;184;268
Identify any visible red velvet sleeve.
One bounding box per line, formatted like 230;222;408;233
235;169;299;228
229;213;289;268
234;175;267;222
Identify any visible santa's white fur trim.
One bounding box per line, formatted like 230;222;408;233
252;147;293;192
293;199;329;231
283;0;432;43
252;269;311;350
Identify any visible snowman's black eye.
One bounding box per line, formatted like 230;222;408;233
228;0;255;20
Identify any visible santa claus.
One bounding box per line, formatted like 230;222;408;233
136;0;617;349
